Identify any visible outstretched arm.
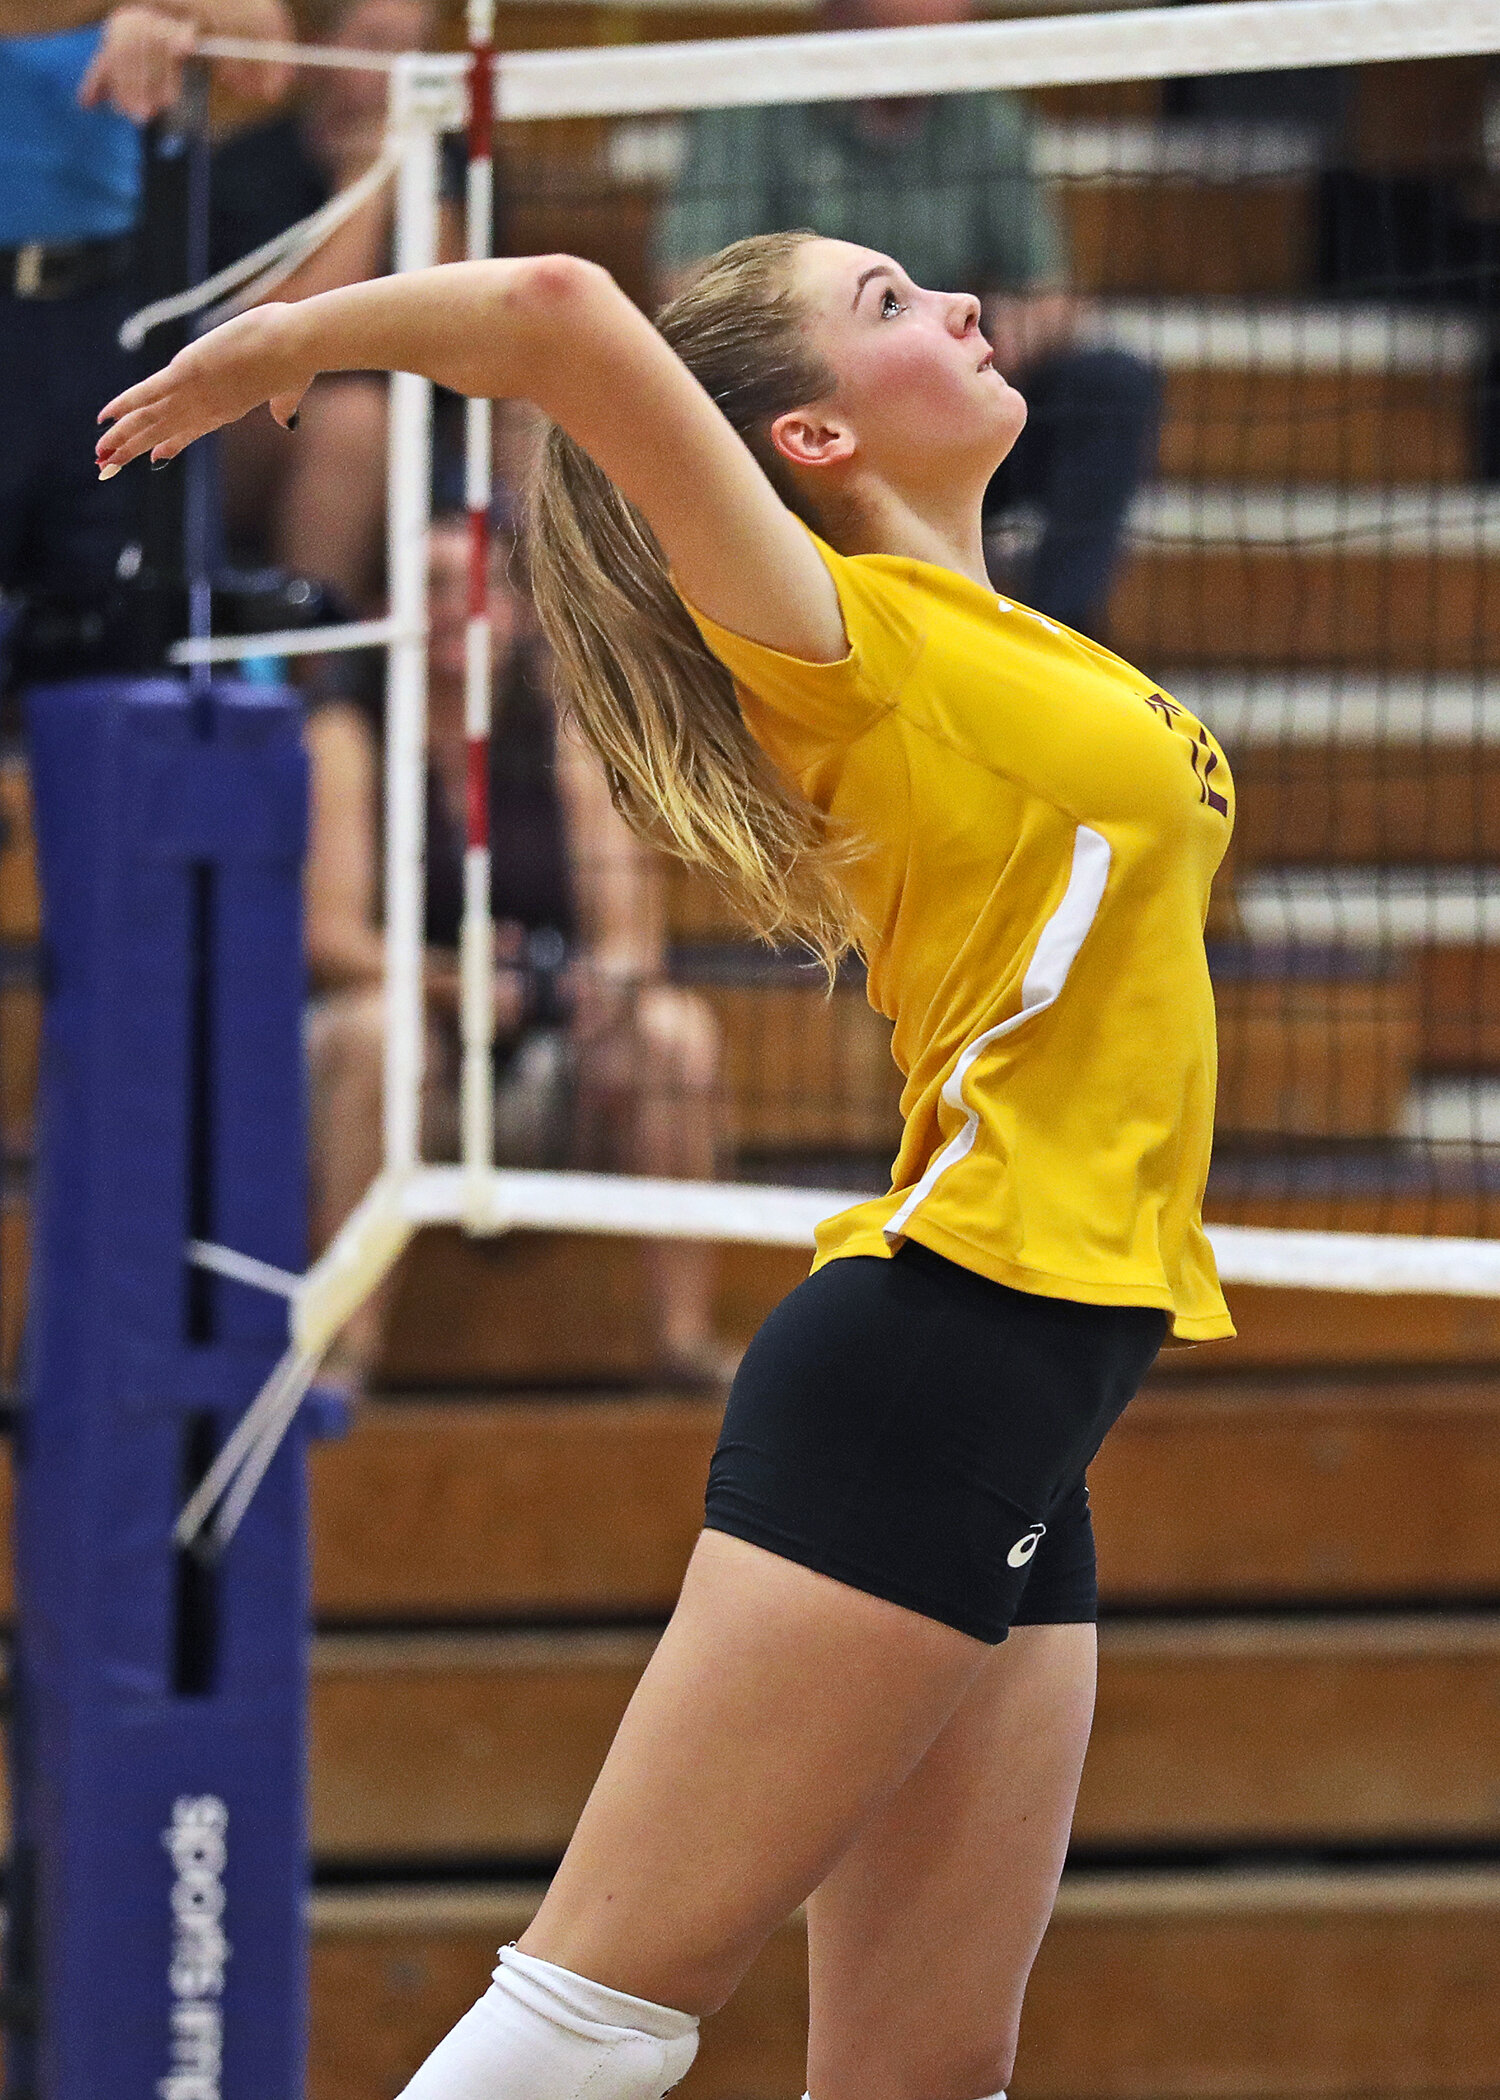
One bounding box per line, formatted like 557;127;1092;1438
97;256;847;663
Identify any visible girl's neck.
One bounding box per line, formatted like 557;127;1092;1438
827;481;993;591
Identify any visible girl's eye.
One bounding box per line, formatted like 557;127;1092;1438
880;287;905;318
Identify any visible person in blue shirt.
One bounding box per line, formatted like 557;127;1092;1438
0;0;289;610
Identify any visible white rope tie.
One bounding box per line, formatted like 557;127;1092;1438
174;1340;324;1554
119;145;400;352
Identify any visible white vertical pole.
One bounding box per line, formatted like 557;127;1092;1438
383;54;439;1177
459;2;497;1218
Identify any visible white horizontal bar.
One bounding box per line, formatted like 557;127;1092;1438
1238;869;1500;945
400;1162;856;1243
496;0;1500;122
395;1164;1500;1297
169;617;416;665
1169;675;1500;747
1037;116;1320;180
1091;301;1483;376
1403;1079;1500;1148
611;112;1332;190
1131;485;1500;552
1206;1223;1500;1297
202;1;1500;129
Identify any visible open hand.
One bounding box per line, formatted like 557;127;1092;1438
78;2;292;122
78;3;197;125
96;304;311;479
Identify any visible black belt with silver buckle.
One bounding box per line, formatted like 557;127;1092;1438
1;234;134;302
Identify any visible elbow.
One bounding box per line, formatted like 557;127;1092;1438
517;253;616;312
506;253;620;358
495;253;622;396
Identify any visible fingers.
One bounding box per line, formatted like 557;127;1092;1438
76;53;106;108
77;10;196;126
124;23;194;126
96;403;198;477
268;380;310;431
98;368;176;430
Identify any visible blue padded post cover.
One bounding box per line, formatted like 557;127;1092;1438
10;678;312;2100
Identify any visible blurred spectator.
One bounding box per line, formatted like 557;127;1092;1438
304;513;731;1390
209;0;444;611
651;0;1160;640
0;0;289;638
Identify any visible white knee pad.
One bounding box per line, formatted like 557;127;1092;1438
398;1945;700;2100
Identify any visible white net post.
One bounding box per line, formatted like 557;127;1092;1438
383;54;442;1177
460;4;498;1220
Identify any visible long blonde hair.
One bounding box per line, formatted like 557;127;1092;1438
525;230;859;973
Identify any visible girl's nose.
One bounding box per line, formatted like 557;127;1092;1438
948;292;981;336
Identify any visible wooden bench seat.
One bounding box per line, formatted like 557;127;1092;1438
1226;747;1500;867
308;1869;1500;2100
374;1229;1500;1389
1160;365;1471;487
679;950;1423;1150
304;1375;1500;1623
303;1615;1500;1863
0;1362;1494;1622
1112;542;1500;671
502;152;1317;311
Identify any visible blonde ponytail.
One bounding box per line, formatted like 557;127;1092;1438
525;231;858;974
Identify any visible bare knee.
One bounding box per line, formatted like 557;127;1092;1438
308;985;385;1072
632;985;721;1093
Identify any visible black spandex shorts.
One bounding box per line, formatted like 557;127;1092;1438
704;1240;1168;1644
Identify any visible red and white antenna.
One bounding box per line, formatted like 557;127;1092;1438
460;0;496;1210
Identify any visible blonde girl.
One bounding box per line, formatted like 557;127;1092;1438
98;227;1234;2100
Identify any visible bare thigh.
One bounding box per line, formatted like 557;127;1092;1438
518;1529;994;2016
807;1621;1097;2100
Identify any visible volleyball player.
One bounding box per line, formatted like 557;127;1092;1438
97;228;1235;2100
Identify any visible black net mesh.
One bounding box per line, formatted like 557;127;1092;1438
489;51;1500;1239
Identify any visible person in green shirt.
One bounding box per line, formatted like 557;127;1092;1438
651;0;1160;640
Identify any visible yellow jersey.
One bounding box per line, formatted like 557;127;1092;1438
685;533;1235;1342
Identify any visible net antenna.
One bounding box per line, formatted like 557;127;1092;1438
159;0;1500;1546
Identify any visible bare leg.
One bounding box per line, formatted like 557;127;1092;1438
576;985;731;1376
632;987;726;1373
217;405;284;563
806;1621;1096;2100
306;987;451;1384
518;1529;993;2015
306;987;388;1380
275;374;390;610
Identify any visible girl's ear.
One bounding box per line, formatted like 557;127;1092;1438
770;409;856;473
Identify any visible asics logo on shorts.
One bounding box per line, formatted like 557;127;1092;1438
1007;1523;1046;1568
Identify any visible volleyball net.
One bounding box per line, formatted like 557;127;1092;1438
163;0;1500;1539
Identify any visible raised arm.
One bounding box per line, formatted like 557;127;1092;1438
96;256;847;663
